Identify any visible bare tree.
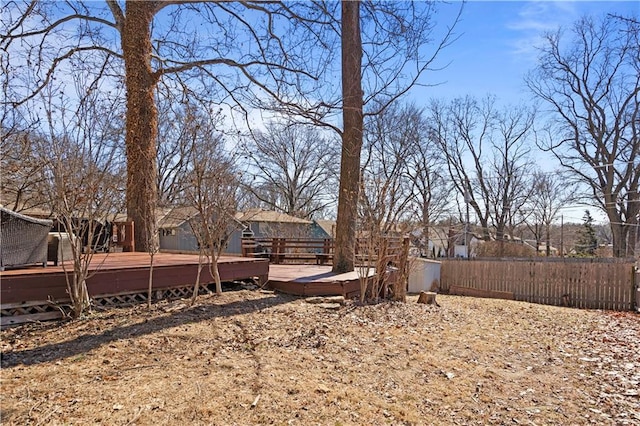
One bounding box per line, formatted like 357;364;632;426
488;103;536;248
0;127;50;212
429;95;536;248
2;1;336;252
241;121;339;219
332;0;365;273
155;97;194;208
156;97;227;208
183;119;240;301
399;103;451;257
526;14;639;257
357;101;419;302
336;1;461;273
524;171;576;256
38;79;125;318
3;0;461;267
1;46;53;213
249;1;462;273
145;201;159;310
360;102;419;234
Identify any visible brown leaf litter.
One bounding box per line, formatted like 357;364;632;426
1;291;638;425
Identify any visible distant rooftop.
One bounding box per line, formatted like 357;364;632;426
157;206;199;229
235;209;312;224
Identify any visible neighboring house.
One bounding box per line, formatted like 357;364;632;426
534;242;560;257
157;206;199;252
14;206;128;252
449;229;483;258
409;226;451;258
407;225;468;258
158;207;331;254
225;209;331;254
157;206;245;253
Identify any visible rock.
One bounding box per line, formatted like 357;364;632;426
316;303;342;310
315;384;331;394
306;296;345;305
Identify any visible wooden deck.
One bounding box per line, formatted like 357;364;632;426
1;254;379;325
1;253;269;325
266;264;376;298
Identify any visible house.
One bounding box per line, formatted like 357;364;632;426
158;207;332;254
225;209;331;254
535;242;560;257
406;224;473;258
157;206;244;253
408;226;450;258
15;206;128;253
157;206;199;252
448;228;483;258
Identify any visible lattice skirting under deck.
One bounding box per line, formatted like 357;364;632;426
1;283;214;326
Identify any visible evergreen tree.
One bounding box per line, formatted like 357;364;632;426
575;210;598;256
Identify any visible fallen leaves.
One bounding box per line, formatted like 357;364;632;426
1;290;638;425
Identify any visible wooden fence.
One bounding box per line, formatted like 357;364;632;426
440;258;638;311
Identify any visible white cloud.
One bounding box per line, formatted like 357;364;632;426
504;1;582;62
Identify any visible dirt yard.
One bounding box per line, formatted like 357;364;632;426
1;289;639;425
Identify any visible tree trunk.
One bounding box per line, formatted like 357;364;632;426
212;260;222;295
417;291;437;305
629;214;638;258
122;2;159;252
211;249;223;295
333;0;363;273
545;223;551;256
610;223;626;258
191;252;205;306
147;254;154;309
421;205;430;257
605;205;628;257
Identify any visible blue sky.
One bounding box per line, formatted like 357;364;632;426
411;1;638;224
418;0;639;105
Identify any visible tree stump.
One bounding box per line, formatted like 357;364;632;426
417;291;438;305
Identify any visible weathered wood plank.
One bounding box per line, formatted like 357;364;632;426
449;285;515;300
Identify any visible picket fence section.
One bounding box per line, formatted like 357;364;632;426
440;258;637;311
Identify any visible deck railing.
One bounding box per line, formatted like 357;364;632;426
241;236;409;266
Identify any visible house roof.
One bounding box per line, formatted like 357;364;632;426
315;219;336;237
235;209;312;224
157;206;199;229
